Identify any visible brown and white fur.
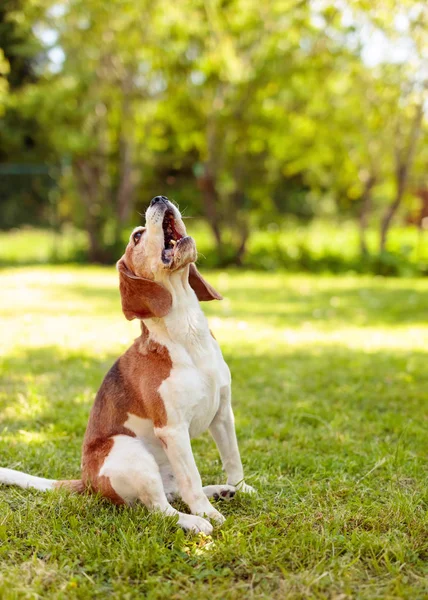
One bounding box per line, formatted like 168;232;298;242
0;196;255;534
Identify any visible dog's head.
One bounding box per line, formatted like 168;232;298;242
117;196;222;320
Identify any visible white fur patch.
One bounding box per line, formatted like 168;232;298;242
0;467;55;491
124;413;153;438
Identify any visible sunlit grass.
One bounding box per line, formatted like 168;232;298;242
0;225;88;265
0;266;427;598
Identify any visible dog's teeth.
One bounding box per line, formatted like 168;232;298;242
170;239;176;247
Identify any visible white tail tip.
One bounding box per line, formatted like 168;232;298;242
0;467;56;491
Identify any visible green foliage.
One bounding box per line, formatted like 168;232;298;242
0;1;56;228
0;0;43;90
0;0;427;264
1;266;427;598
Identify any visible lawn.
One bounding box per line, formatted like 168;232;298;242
0;266;427;599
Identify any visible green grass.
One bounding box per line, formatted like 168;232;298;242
0;266;427;599
0;226;88;266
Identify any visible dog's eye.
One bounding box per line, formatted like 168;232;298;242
133;231;143;244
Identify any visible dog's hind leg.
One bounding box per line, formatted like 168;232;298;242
97;435;213;534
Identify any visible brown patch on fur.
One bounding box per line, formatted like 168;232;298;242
210;329;216;340
97;474;126;505
80;328;172;504
82;438;125;505
117;257;172;320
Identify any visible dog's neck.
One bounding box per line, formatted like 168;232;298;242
143;265;211;351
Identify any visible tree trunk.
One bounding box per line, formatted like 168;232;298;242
117;138;134;224
197;169;224;257
196;109;226;261
229;186;250;266
234;224;249;266
359;174;376;255
379;102;424;253
115;133;135;248
379;168;406;253
116;73;136;239
74;159;108;263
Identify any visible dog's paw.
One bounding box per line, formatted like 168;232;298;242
178;513;213;535
204;508;226;526
203;484;236;501
191;494;227;525
236;482;257;495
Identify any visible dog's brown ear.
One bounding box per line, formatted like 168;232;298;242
117;258;172;320
188;263;223;301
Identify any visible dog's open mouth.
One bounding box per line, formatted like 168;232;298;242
162;210;184;264
163;210;183;250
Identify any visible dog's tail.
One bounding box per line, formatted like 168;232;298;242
0;468;85;493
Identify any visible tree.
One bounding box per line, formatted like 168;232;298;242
0;0;55;229
2;0;427;265
380;92;425;252
337;0;428;254
17;0;172;260
152;0;354;264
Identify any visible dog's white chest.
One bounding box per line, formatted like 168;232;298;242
159;334;230;438
187;358;225;438
146;291;231;438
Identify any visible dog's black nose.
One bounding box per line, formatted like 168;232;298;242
150;195;168;207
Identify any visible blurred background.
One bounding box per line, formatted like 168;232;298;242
0;0;427;275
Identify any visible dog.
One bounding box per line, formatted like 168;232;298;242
0;196;255;534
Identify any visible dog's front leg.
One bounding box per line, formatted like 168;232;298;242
209;387;256;495
154;425;225;525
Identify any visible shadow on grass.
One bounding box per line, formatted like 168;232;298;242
0;347;117;436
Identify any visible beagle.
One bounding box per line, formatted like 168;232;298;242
0;196;254;534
